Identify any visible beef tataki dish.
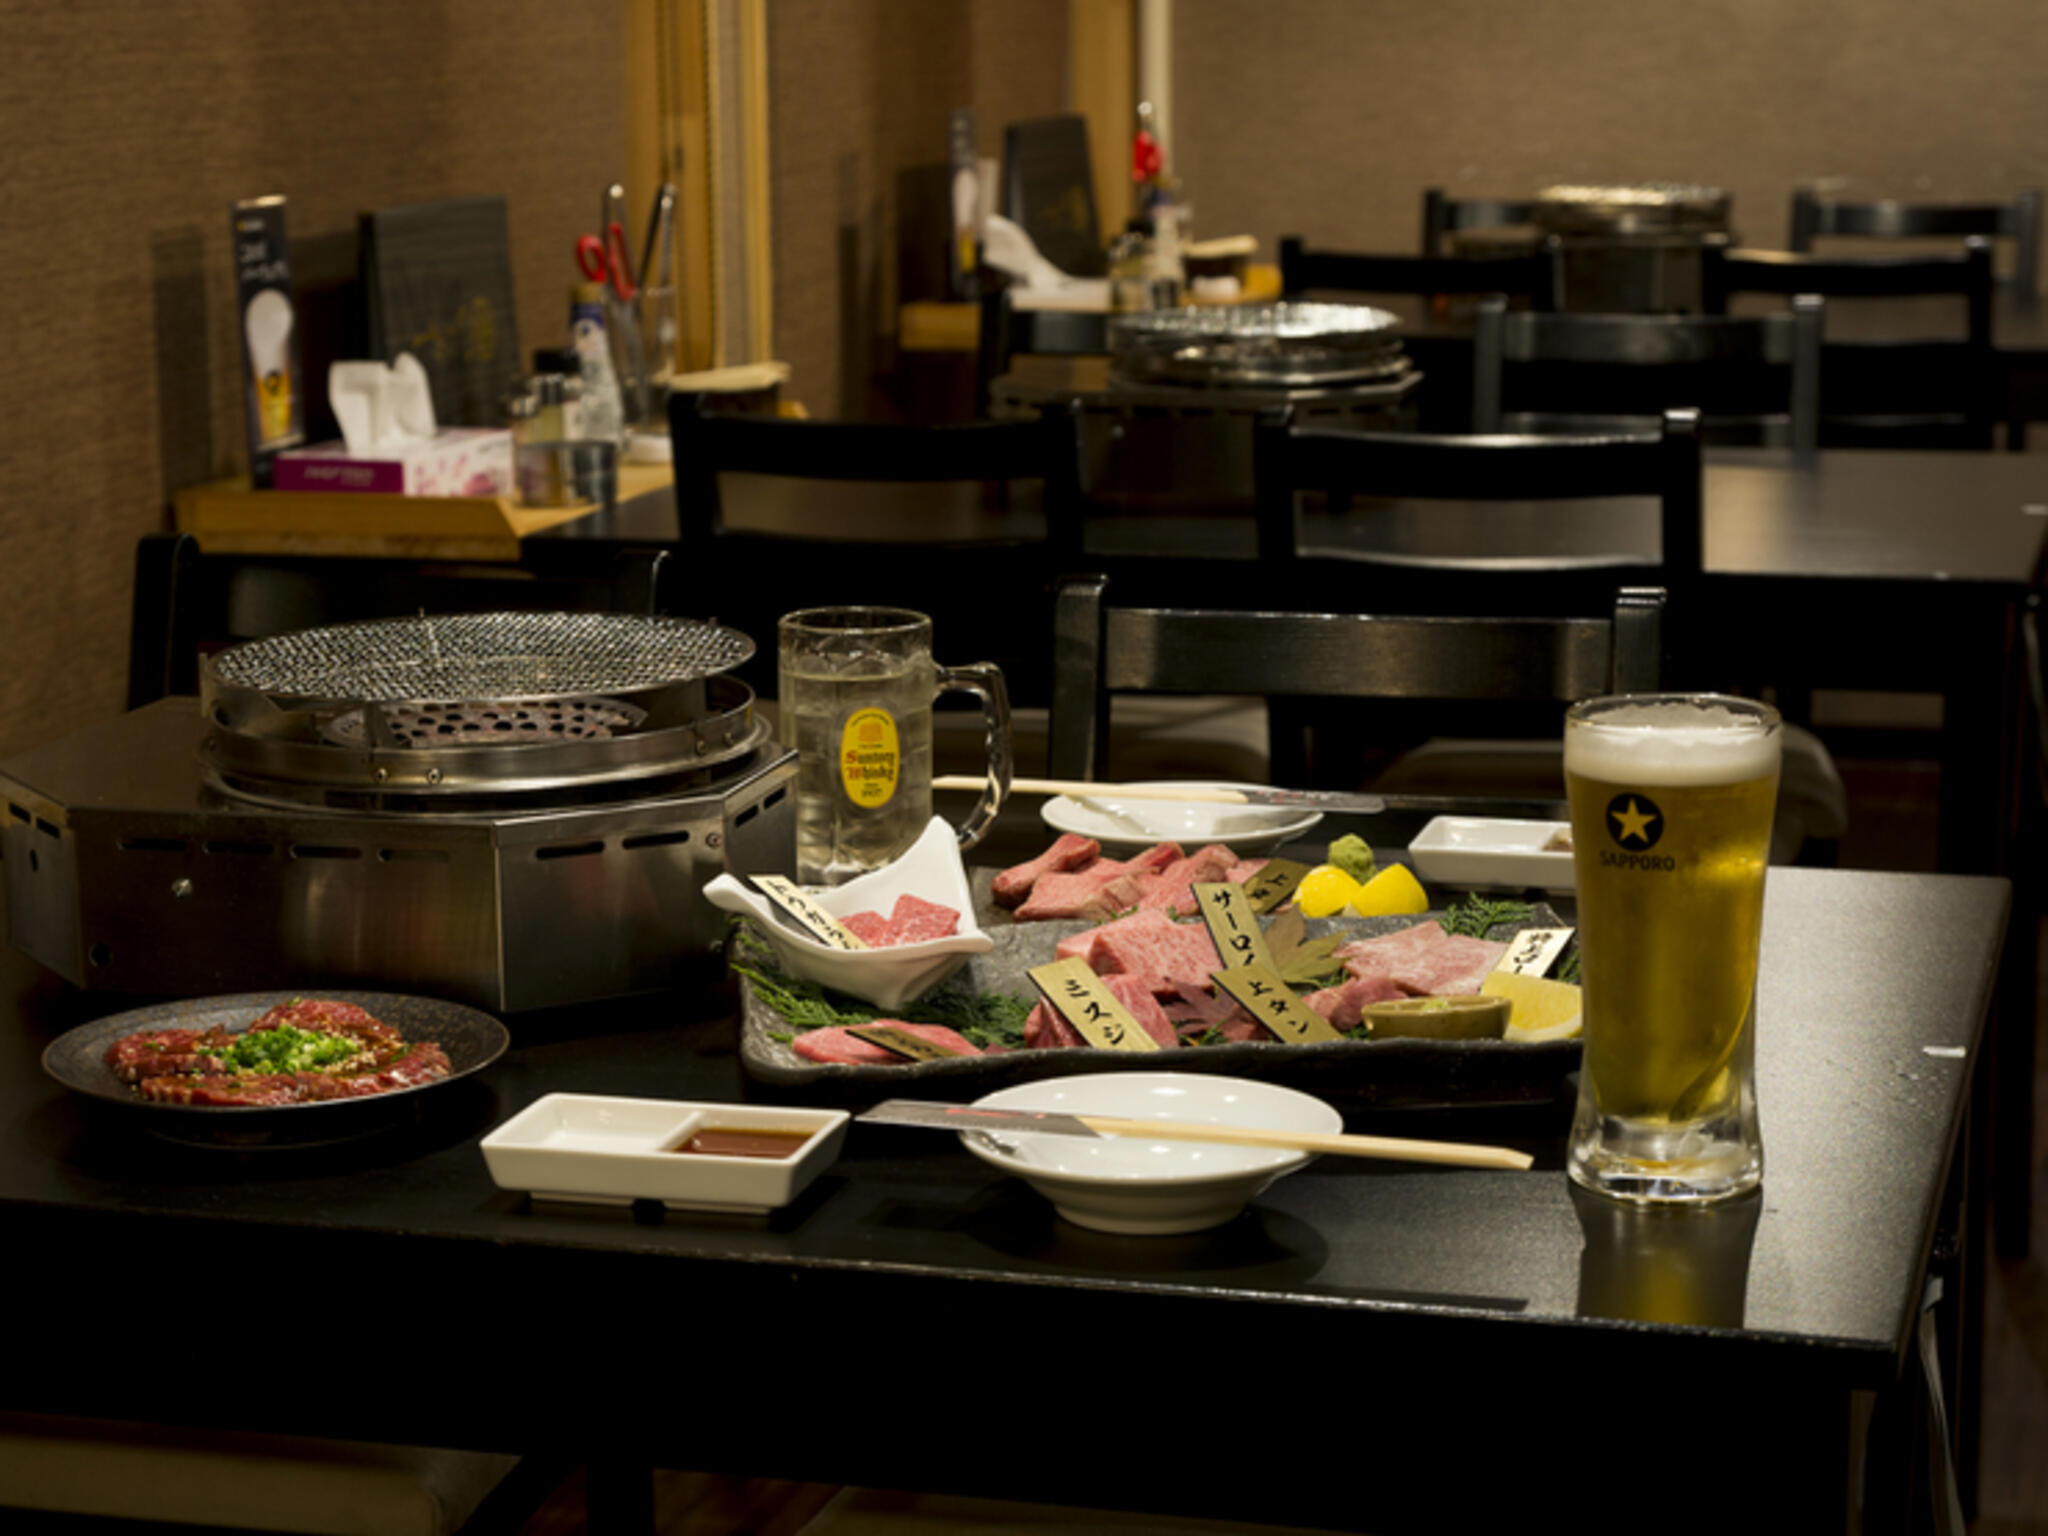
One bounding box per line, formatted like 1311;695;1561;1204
105;998;453;1106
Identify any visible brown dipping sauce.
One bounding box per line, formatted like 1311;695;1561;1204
669;1126;813;1159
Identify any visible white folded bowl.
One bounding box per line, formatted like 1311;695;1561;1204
703;816;993;1011
960;1072;1341;1235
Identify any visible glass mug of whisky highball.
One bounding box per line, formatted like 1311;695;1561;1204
778;606;1011;887
1564;694;1781;1203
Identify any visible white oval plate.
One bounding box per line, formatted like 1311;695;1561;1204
1040;781;1323;855
960;1072;1341;1235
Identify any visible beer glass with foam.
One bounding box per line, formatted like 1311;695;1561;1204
1564;694;1781;1202
778;607;1011;886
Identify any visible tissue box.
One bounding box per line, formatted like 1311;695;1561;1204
273;428;514;498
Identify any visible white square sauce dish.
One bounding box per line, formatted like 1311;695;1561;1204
482;1093;849;1213
1406;816;1576;894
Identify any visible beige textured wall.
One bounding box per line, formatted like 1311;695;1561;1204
768;0;1070;419
0;1;627;758
1175;0;2048;286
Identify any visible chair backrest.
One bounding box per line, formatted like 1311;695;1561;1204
1421;187;1540;258
1702;238;1996;448
975;287;1109;416
1790;186;2040;300
1278;237;1561;309
1470;296;1822;449
665;396;1085;703
1252;406;1704;589
1047;573;1666;780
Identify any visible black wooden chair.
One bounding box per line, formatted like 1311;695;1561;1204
1253;406;1705;604
1790;186;2040;300
1240;408;1846;857
1277;237;1561;310
1420;187;1539;257
1048;573;1666;784
1702;238;1998;449
665;394;1085;715
1469;295;1823;449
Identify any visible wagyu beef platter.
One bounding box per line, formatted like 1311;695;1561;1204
736;838;1576;1109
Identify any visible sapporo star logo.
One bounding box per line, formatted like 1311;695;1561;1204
1605;792;1664;850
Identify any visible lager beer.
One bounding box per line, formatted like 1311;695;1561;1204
1564;694;1780;1203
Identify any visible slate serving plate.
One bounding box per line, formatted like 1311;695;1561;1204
737;901;1576;1110
44;990;510;1146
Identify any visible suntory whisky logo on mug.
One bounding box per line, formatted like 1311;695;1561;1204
1605;793;1664;851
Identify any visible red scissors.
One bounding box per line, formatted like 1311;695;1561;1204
575;223;638;301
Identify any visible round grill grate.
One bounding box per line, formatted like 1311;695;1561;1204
208;612;754;703
321;697;649;749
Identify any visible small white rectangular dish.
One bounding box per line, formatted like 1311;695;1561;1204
1407;817;1577;894
481;1094;849;1213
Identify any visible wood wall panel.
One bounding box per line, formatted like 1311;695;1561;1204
1174;0;2048;286
766;0;1067;420
0;0;627;757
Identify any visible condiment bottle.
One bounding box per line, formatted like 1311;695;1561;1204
570;282;625;446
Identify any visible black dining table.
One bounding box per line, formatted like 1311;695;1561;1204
0;845;2008;1534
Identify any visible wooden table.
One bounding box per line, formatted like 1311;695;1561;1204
0;861;2007;1533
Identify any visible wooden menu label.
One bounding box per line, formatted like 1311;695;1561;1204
1212;960;1345;1043
1027;958;1162;1052
845;1024;972;1061
1495;927;1574;978
751;875;867;950
1193;882;1276;974
1240;858;1311;914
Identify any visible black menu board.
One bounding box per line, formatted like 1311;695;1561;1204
1001;115;1105;277
359;196;519;426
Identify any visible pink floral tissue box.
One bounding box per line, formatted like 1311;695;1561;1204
273;428;514;497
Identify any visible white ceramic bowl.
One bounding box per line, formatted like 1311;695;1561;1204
960;1072;1341;1235
1039;781;1323;856
481;1094;849;1213
704;817;993;1010
1406;816;1576;893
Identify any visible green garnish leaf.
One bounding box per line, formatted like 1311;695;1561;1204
1439;893;1537;939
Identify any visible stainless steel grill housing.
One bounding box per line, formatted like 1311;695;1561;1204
1;611;797;1013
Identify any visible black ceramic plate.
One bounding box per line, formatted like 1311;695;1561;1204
44;990;510;1145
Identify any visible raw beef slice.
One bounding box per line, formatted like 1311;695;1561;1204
992;833;1101;908
1024;971;1180;1051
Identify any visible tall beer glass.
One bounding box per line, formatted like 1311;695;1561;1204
1564;694;1781;1203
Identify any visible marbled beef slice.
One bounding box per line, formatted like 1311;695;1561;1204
992;833;1102;908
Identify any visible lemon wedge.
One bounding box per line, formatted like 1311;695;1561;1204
1480;970;1584;1042
1295;864;1363;918
1346;862;1430;917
